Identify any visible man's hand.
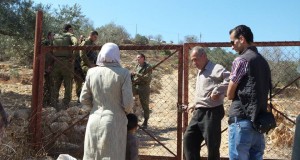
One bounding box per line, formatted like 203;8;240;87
131;72;136;76
210;93;221;101
182;104;195;113
45;66;52;73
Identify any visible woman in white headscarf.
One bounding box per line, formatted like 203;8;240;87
80;43;133;160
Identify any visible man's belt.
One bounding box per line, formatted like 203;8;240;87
55;56;71;58
228;116;249;125
133;83;150;86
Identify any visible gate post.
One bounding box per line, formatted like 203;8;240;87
177;47;184;160
30;10;43;149
182;44;190;159
183;44;189;133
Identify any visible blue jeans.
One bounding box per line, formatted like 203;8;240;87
229;118;265;160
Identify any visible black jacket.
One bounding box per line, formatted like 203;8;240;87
229;46;271;122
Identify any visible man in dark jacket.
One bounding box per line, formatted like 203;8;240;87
227;25;271;160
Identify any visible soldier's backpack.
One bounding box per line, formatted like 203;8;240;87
52;34;72;57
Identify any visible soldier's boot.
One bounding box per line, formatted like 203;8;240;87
141;119;148;129
76;90;81;104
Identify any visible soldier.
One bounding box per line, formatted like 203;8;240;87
42;31;54;106
131;53;152;129
74;31;98;103
50;24;78;109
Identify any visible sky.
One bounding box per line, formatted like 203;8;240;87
33;0;300;43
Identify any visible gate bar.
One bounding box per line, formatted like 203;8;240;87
30;10;43;149
185;41;300;48
177;47;183;160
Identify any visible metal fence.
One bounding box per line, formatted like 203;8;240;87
30;12;184;159
27;11;300;159
34;46;184;160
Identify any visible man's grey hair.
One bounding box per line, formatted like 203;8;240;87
191;46;206;57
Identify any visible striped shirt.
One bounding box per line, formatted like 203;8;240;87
230;57;248;83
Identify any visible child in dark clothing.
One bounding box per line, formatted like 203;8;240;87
126;113;139;160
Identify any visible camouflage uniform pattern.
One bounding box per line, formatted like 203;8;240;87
42;39;53;106
50;32;78;108
80;38;97;73
74;38;97;100
132;62;152;121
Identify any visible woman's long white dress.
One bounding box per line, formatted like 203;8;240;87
80;63;133;160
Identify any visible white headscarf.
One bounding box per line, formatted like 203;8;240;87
96;42;120;65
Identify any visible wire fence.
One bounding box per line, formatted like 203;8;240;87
0;42;299;160
30;45;183;159
0;10;299;160
184;43;300;160
33;42;299;160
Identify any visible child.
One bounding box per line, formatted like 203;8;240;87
126;113;139;160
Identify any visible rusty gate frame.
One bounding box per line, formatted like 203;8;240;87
30;11;184;160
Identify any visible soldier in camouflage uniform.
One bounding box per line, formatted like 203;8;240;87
131;53;152;128
50;24;78;109
74;31;98;103
42;31;54;106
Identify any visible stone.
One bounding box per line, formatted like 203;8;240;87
42;107;57;116
66;106;81;117
54;142;80;151
43;113;59;126
67;129;85;144
79;105;91;115
74;115;89;125
56;115;72;123
13;109;30;120
56;134;69;142
56;110;69;117
42;124;53;137
50;122;69;133
73;125;86;134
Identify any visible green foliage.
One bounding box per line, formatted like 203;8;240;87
0;1;298;91
154;34;163;42
9;68;20;79
0;0;36;39
160;50;172;56
206;47;236;71
96;22;130;45
261;47;300;87
184;35;198;43
270;60;299;87
0;35;34;64
134;34;149;45
149;40;160;45
0;1;91;64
